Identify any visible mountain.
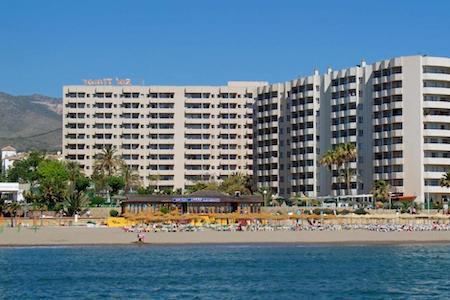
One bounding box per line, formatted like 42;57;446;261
0;92;63;151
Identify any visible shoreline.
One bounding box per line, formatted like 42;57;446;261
2;227;450;247
2;240;450;248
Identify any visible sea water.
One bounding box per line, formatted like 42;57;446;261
0;244;449;299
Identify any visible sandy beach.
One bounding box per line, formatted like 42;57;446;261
1;227;450;246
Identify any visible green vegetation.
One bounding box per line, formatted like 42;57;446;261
4;201;22;227
64;189;89;216
159;207;170;214
371;180;390;203
0;148;137;217
37;159;69;210
183;173;253;196
319;143;357;195
353;208;368;215
440;171;450;188
109;209;119;217
107;176;125;195
256;187;273;206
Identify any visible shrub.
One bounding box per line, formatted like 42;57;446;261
109;209;119;217
432;202;443;209
160;207;170;214
90;196;106;207
312;208;334;215
339;209;351;215
392;201;404;210
353;208;368;215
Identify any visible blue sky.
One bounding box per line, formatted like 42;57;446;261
0;0;449;97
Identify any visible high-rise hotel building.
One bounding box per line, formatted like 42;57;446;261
254;55;450;204
63;81;266;191
63;55;450;203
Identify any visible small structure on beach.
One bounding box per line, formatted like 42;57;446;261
121;190;263;215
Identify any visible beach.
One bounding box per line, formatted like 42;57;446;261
2;227;450;246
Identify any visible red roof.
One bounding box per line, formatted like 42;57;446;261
392;195;417;202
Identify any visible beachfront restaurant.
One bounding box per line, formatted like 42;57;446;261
121;190;263;215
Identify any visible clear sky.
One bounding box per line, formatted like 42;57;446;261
1;0;449;97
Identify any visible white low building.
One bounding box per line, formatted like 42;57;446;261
0;182;25;202
1;145;17;173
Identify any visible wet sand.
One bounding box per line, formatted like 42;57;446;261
1;227;450;246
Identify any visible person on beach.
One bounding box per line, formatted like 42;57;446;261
137;232;145;243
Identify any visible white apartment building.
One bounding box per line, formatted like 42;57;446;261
63;81;266;192
63;55;450;204
254;55;450;204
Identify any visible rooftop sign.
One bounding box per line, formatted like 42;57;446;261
83;78;131;86
171;198;221;203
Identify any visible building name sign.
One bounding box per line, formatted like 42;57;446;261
171;198;221;203
83;78;132;86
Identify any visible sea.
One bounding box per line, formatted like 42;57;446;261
0;244;449;299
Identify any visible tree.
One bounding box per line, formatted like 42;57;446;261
219;173;252;195
65;161;91;192
338;143;357;195
338;168;358;195
37;160;69;210
75;176;91;193
4;202;21;227
29;197;47;227
440;171;450;188
290;193;314;207
147;174;161;191
64;189;90;216
371;180;391;203
7;151;45;188
257;187;273;206
107;176;125;195
94;147;121;177
91;169;107;193
120;162;141;193
185;181;220;194
319;149;337;192
66;161;82;184
320;143;357;196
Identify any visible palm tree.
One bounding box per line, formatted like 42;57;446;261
219;173;252;195
94;147;121;177
64;189;90;216
66;161;82;185
120;162;141;193
440;171;450;188
336;143;357;195
4;202;21;227
147;174;161;193
30;199;47;227
319;149;337;193
372;180;390;203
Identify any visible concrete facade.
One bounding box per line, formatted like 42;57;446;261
63;55;450;204
63;81;266;191
254;55;450;204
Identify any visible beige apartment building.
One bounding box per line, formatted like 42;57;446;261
64;55;450;204
254;55;450;204
63;81;266;191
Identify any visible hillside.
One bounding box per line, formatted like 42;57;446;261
0;92;62;151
